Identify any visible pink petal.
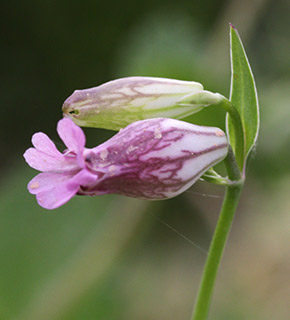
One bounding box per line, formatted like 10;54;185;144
28;171;76;194
32;132;63;157
67;168;97;189
36;183;79;210
33;173;81;210
28;169;97;209
57;118;85;155
24;148;79;172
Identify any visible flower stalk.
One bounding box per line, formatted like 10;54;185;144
191;147;243;320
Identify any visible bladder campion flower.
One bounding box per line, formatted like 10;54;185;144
62;77;223;130
24;118;228;209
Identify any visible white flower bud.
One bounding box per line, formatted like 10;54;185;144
62;77;222;130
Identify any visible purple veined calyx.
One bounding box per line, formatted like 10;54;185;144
62;77;224;131
23;118;228;209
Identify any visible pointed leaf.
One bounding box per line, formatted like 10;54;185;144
227;24;260;170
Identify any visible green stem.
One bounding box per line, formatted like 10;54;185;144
217;98;245;172
191;148;243;320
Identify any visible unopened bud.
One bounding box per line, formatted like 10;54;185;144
62;77;223;130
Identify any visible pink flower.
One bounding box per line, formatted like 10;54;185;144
23;118;96;209
24;118;228;210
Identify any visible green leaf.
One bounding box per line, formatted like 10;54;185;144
227;24;260;171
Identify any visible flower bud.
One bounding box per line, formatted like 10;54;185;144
24;118;228;209
62;77;223;130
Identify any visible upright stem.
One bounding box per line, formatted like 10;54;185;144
191;149;243;320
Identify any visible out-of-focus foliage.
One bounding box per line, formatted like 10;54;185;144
0;0;289;319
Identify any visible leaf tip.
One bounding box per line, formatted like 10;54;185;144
229;22;236;30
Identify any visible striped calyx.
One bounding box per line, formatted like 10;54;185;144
62;77;223;130
81;118;228;199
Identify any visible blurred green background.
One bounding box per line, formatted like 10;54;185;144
0;0;289;319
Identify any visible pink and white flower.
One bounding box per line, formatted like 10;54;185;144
24;118;228;210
